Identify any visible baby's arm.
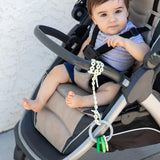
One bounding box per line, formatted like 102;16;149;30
103;35;150;62
77;37;90;57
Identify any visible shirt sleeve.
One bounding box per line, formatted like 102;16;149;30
130;34;145;43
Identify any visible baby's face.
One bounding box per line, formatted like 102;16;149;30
91;0;128;35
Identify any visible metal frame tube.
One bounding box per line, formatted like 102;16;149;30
140;93;160;126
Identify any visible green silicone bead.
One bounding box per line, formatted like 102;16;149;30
96;137;101;153
100;136;106;153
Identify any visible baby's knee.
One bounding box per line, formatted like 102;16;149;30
50;64;70;83
98;82;120;92
108;83;120;94
109;82;120;90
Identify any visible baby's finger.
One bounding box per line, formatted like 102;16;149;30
105;38;112;47
103;38;108;42
110;39;117;48
108;38;115;47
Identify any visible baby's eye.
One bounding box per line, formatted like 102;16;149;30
115;10;122;14
100;13;107;17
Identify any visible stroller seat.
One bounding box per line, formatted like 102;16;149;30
14;0;160;159
35;83;94;154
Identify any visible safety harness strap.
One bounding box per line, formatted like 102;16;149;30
90;25;99;46
97;27;149;54
147;0;160;26
84;25;149;60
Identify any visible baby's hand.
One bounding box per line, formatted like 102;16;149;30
103;35;126;48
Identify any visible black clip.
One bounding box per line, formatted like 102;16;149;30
83;45;100;60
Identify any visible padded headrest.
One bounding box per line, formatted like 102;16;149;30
129;0;160;44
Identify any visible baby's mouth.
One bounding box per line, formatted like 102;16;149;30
109;25;118;29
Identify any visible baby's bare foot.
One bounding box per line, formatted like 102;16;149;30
22;98;44;112
66;91;84;108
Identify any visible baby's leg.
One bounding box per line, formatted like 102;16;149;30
22;64;71;112
66;82;120;108
96;82;120;105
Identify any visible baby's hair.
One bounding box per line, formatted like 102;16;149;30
87;0;129;17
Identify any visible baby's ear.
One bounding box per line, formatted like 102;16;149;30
91;16;97;25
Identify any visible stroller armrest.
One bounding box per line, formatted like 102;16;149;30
144;50;160;69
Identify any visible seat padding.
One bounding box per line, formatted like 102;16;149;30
35;83;93;153
129;0;160;44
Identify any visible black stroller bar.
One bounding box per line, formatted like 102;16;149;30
38;26;69;44
34;25;123;83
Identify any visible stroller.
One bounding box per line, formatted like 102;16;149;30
14;0;160;159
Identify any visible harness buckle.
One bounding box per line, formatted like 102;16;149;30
83;44;100;60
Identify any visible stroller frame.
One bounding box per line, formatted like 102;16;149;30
14;0;160;159
33;24;160;159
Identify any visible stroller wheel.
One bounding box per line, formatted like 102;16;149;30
14;145;27;160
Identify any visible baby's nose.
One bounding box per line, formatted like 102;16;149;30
108;15;116;22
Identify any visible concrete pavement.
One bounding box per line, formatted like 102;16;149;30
0;130;160;160
0;130;15;160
